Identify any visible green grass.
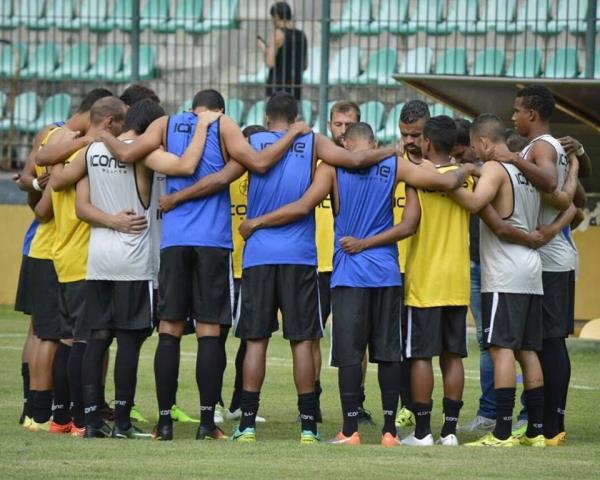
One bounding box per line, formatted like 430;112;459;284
1;305;599;479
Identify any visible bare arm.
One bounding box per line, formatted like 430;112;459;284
559;136;592;178
540;155;579;211
316;134;397;169
573;181;586;209
536;204;578;241
264;30;283;69
16;126;50;190
36;130;91;167
159;160;246;212
49;149;87;191
33;185;53;223
479;205;545;249
449;162;504;213
99;116;167;164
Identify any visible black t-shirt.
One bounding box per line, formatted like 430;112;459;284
266;28;307;101
469;214;480;263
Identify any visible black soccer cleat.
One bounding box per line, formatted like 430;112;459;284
357;406;376;426
83;422;112;438
111;424;152;439
196;425;228;441
151;423;173;441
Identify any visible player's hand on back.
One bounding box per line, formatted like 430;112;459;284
559;136;582;156
289;121;311;136
340;236;365;254
199;111;223;126
159;194;178;213
486;142;517;164
531;227;552;249
110;209;148;234
239;219;258;240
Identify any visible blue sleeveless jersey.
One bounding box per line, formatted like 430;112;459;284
331;156;401;288
22;219;40;256
161;112;232;249
243;130;316;268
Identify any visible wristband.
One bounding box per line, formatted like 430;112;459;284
576;146;585;157
32;178;42;191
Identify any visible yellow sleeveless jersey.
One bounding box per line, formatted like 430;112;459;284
393;180;412;273
51;148;90;283
405;165;473;307
315;161;334;272
230;172;248;279
29;127;62;260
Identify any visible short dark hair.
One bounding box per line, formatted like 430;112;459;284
471;114;506;143
90;96;127;125
330;101;361;122
454;118;471;146
423;115;457;154
516;85;555;120
124;99;166;135
506;131;529;153
344;122;375;143
192;89;225;112
77;88;113;113
266;91;297;123
242;125;267;138
270;2;292;20
400;100;431;124
120;84;160;106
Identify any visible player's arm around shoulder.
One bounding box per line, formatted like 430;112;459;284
49;148;87;192
449;161;504;213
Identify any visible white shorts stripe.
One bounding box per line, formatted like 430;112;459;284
228;254;235;324
148;280;154;328
406;307;413;359
487;292;499;344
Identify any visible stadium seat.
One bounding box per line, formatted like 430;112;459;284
471;48;505;76
434;48;467;75
238;66;269;85
0;0;16;29
395;0;444;35
177;99;192;113
302;47;322;85
0;91;38;131
185;0;239;34
25;93;71;133
0;42;27;77
506;47;543;77
113;0;133;32
20;43;59;79
579;318;600;340
398;46;433;74
225;98;244;125
29;0;76;29
243;100;265;128
430;103;454;117
496;0;551;34
114;45;157;81
359;0;409;35
140;0;169;30
430;0;479;35
462;0;516;34
330;0;372;35
0;91;7;116
359;101;385;132
9;0;45;28
354;47;397;85
329;46;361;84
81;44;124;81
74;0;111;32
376;102;404;144
47;43;91;80
544;47;579;78
300;100;312;124
153;0;203;33
541;0;588;34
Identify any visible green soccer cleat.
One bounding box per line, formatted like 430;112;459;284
520;434;546;447
231;426;256;443
300;430;321;444
395;406;416;428
171;405;200;423
465;432;519;447
84;422;112;439
511;419;528;438
130;405;148;423
111;424;152;439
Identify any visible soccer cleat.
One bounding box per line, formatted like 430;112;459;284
228;408;266;423
457;415;496;433
130;405;148;423
400;433;434;446
151;423;173;441
49;421;73;434
26;420;51;432
230;426;256;443
395;407;416;428
21;416;33;429
70;425;86;438
520;434;546;447
214;405;225;424
100;403;115;422
300;430;321;444
437;434;459;446
380;432;402;447
83;422;112;438
558;431;567;444
196;425;228;440
112;424;152;439
357;406;375;426
328;431;361;446
511;419;528;438
171;405;200;423
465;432;519;447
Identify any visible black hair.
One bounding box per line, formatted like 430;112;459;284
270;2;292;20
516;85;555;120
90;96;127;125
471;114;506;143
124;99;166;135
423;115;457;154
344;122;375;143
506;132;529;153
77;88;113;113
400;100;430;124
120;84;160;106
265;91;297;123
192;89;225;112
242;124;267;138
454;118;471;146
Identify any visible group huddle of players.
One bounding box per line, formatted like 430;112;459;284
14;82;589;447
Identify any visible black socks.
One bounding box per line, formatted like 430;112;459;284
114;330;145;431
68;342;87;428
339;364;362;437
441;397;464;437
378;362;401;436
196;336;224;429
524;386;544;438
155;333;180;427
239;390;260;431
21;362;31;420
493;387;516;440
82;336;111;428
229;340;247;412
298;392;318;434
32;390;53;424
52;342;71;425
539;337;570;438
413;401;433;439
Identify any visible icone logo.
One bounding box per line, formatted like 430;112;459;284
173;122;193;134
90;153;126;170
343;163;391;179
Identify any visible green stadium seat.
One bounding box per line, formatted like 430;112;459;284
0;0;16;29
542;0;588;34
73;0;111;32
0;91;38;131
359;101;385;132
0;42;27;77
113;0;133;32
376;103;404;144
471;48;505;76
300;100;312;124
20;43;59;79
360;0;409;35
330;0;372;36
153;0;202;32
497;0;551;34
243;100;265;128
355;48;397;85
177;99;192;113
81;44;124;81
26;93;71;133
462;0;516;34
544;47;579;78
114;45;157;81
433;0;479;35
0;91;7;116
185;0;239;34
239;66;269;85
430;103;454;117
434;48;467;75
225;98;244;125
329;46;361;84
48;43;91;80
398;46;433;74
395;0;444;35
506;47;543;77
30;0;76;30
10;0;45;28
302;47;322;85
140;0;169;30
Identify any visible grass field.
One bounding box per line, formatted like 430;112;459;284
1;305;599;479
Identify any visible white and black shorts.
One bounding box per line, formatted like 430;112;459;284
482;292;543;351
406;306;468;359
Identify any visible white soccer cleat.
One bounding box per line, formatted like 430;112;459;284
225;408;266;423
214;405;225;424
437;434;459;446
401;433;434;446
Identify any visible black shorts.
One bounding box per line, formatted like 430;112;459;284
14;255;33;315
236;265;323;341
542;271;575;339
29;258;61;340
331;286;402;368
86;280;153;332
406;306;468;358
318;271;332;326
482;292;543;351
158;246;233;326
58;281;88;341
